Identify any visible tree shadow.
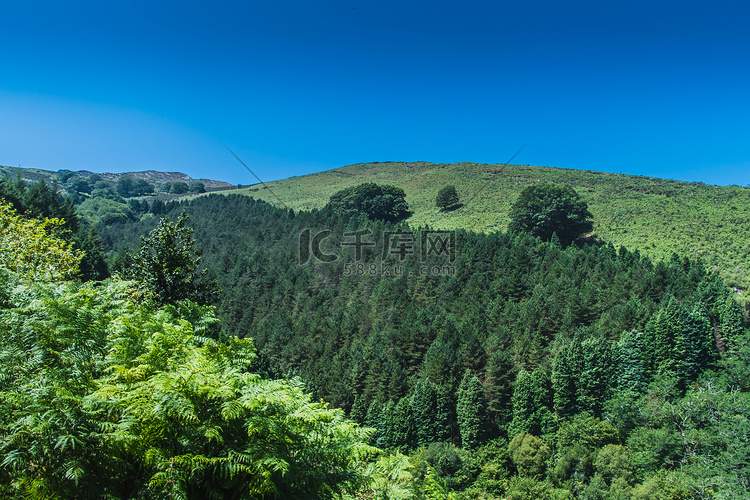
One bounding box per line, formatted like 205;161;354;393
439;203;464;213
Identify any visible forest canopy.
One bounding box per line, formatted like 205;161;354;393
1;177;749;499
326;182;411;222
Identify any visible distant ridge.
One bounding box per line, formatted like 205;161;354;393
0;165;234;189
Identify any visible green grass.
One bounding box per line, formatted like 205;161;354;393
203;161;750;289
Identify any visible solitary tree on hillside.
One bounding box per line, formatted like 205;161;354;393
436;185;460;211
326;182;411;223
508;183;593;246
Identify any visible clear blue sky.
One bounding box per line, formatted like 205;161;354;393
1;1;749;186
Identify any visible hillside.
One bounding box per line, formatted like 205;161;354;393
88;193;749;499
219;161;750;289
0;165;234;191
5;164;748;498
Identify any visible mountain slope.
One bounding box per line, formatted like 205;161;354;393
0;165;234;190
221;161;750;289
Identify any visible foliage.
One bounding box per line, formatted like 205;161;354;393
436;185;460;211
77;196;135;225
188;181;206;193
164;181;190;194
0;200;83;282
0;175;107;280
124;211;219;307
0;279;378;498
510;369;553;438
326;182;411;222
508;433;550;479
508;182;593;246
456;371;489;449
358;452;416;500
116;175;155;197
88;192;750;499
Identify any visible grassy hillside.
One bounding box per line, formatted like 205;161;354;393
217;161;750;289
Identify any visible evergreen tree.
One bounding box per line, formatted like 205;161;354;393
365;399;383;442
679;306;713;382
720;295;745;353
436;185;460;211
456;371;489;449
377;401;398;449
614;330;648;392
552;339;582;418
411;379;440;446
393;397;417;450
483;349;515;430
643;297;688;377
510;368;553;437
578;335;613;416
350;393;369;424
76;227;109;281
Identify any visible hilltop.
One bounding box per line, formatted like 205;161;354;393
220;161;750;289
0;165;234;191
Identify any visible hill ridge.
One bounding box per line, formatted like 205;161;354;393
0;165;234;189
220;161;750;289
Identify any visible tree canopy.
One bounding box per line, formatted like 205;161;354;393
0;204;378;499
326;182;410;222
0;200;82;282
508;182;593;246
4;183;749;499
436;185;460;211
124;211;219;306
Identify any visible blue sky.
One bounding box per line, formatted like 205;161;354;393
1;1;749;186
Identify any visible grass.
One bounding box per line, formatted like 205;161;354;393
200;161;750;290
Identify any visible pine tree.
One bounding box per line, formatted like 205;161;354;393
392;397;417;450
578;335;613;416
679;306;713;382
510;368;553;437
643;297;688;376
411;378;442;446
377;400;398;449
350;393;369;424
614;330;647;392
720;296;745;353
484;349;515;430
456;371;489;449
552;339;582;418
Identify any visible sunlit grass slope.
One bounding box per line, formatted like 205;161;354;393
214;161;750;289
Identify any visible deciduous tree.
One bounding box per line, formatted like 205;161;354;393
508;183;593;246
125;211;220;306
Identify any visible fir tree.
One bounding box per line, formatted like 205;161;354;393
614;330;648;392
411;378;441;447
510;368;553;437
720;296;745;353
483;349;515;430
456;371;489;449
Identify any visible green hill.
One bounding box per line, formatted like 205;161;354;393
218;161;750;289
